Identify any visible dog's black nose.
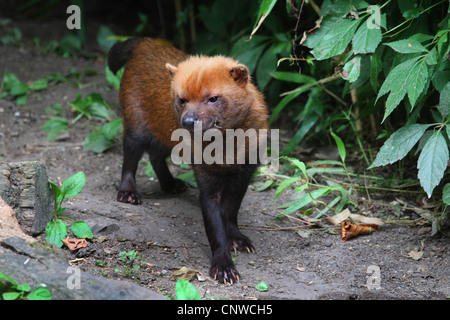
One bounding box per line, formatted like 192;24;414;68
181;113;199;130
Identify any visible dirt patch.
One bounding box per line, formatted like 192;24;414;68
1;43;449;300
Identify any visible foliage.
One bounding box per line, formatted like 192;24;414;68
0;71;48;106
255;281;269;292
174;279;202;300
0;272;51;300
46;171;93;247
249;0;449;232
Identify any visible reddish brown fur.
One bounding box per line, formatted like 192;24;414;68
109;38;269;284
120;40;188;148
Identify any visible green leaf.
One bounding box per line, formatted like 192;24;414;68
230;36;268;74
176;171;197;188
255;281;269;292
282;113;319;155
105;66;123;90
269;90;301;124
370;53;382;92
304;16;361;60
2;71;20;91
271;72;315;83
274;176;298;200
15;94;27;106
250;0;277;40
407;60;428;108
27;287;52;300
282;187;332;214
48;180;64;208
72;221;93;239
443;183;450;205
15;283;30;292
86;93;110;119
61;171;86;198
2;292;21;300
426;47;437;65
102;118;123;140
97;25;116;52
45;220;68;247
30;79;48;91
282;156;307;175
376;57;420;122
84;131;115;154
330;130;346;162
144;162;156;178
256;46;279;91
9;81;28;96
341;55;361;83
368;124;432;169
417;131;449;198
352;22;382;54
254;179;275;192
41;117;69;141
384;38;429;54
175;279;201;300
438;82;450;118
69;93;110;120
0;272;18;286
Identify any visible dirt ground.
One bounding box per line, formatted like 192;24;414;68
1;39;449;300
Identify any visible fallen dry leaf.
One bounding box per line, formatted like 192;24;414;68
62;237;88;251
340;220;379;242
327;208;384;226
408;250;424;261
170;266;199;281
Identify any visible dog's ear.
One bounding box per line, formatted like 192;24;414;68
166;63;178;78
230;64;249;87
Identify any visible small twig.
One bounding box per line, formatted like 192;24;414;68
277;210;311;225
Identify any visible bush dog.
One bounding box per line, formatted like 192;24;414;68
108;38;269;284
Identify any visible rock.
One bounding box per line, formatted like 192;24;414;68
0;161;54;235
0;237;166;300
0;195;35;242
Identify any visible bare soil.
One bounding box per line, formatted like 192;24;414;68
1;42;449;300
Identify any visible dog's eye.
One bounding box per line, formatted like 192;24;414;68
208;96;219;104
178;97;187;105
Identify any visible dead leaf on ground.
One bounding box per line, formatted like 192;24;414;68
62;237;88;251
326;208;384;226
170;266;199;281
408;250;424;261
340;220;379;242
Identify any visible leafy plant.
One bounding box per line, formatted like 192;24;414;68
252;0;450;232
69;92;111;124
0;71;48;105
0;272;51;300
272;131;354;218
255;281;269;292
46;171;93;247
41;117;69;141
174;279;201;300
105;65;123;91
83;118;123;153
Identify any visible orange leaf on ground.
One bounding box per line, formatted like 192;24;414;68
340;221;379;242
62;236;88;251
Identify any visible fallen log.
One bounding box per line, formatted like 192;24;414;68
0;161;54;236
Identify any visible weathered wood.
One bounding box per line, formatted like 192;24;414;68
0;161;54;236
